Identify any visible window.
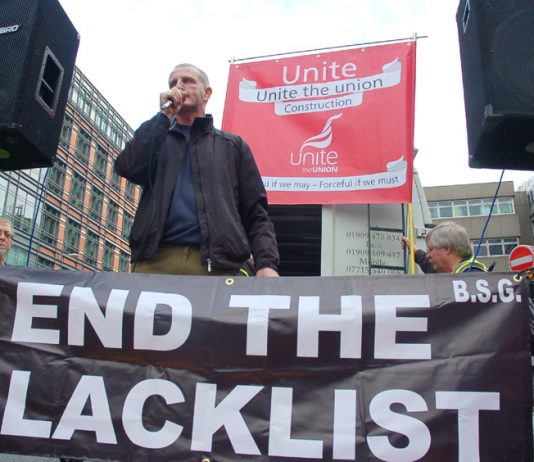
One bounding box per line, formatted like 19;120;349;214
12;188;36;233
47;159;66;197
0;181;36;233
94;104;104;129
94;145;108;180
39;204;60;246
119;249;129;272
59;114;73;151
468;199;492;217
0;177;8;215
36;256;55;269
74;83;92;116
122;212;133;240
110;168;121;192
471;237;519;257
6;245;26;267
70;171;86;210
75;128;91;166
64;218;81;254
29;168;45;183
432;201;452;218
84;230;99;267
495;197;514;214
107;200;119;233
125;180;135;202
452;200;468;217
429;197;515;219
89;187;104;222
3;185;17;222
103;241;115;271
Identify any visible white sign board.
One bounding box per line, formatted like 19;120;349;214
321;204;405;276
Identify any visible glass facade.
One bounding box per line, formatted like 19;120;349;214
0;67;139;272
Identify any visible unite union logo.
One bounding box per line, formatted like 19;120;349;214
290;113;343;173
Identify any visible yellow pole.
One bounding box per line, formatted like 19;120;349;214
407;202;415;274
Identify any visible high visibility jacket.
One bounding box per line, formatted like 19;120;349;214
453;257;487;273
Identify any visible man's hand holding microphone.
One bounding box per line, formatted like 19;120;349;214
160;87;185;118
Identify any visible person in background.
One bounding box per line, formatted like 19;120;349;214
401;221;487;273
115;63;279;277
401;235;435;274
0;218;13;265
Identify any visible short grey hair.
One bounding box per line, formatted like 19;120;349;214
172;63;209;89
0;217;13;235
426;221;472;258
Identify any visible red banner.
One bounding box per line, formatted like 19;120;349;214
222;41;416;204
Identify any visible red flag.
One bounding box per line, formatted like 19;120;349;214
222;41;416;205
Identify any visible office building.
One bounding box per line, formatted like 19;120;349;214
424;180;533;272
0;67;139;271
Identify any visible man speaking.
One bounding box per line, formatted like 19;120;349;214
115;63;279;277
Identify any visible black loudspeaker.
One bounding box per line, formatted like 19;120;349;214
456;0;534;171
0;0;79;171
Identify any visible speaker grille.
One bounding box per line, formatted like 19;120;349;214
0;0;38;126
493;10;534;109
457;0;534;170
0;0;79;170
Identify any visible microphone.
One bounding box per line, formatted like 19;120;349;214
160;99;173;111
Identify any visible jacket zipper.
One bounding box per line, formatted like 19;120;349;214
192;131;212;272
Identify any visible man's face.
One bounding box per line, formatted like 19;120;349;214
0;222;13;262
168;66;212;113
426;240;451;273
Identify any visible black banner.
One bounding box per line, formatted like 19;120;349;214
0;267;532;461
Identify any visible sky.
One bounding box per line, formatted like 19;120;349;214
56;0;533;190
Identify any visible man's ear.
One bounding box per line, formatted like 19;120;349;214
444;246;453;255
203;86;213;103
